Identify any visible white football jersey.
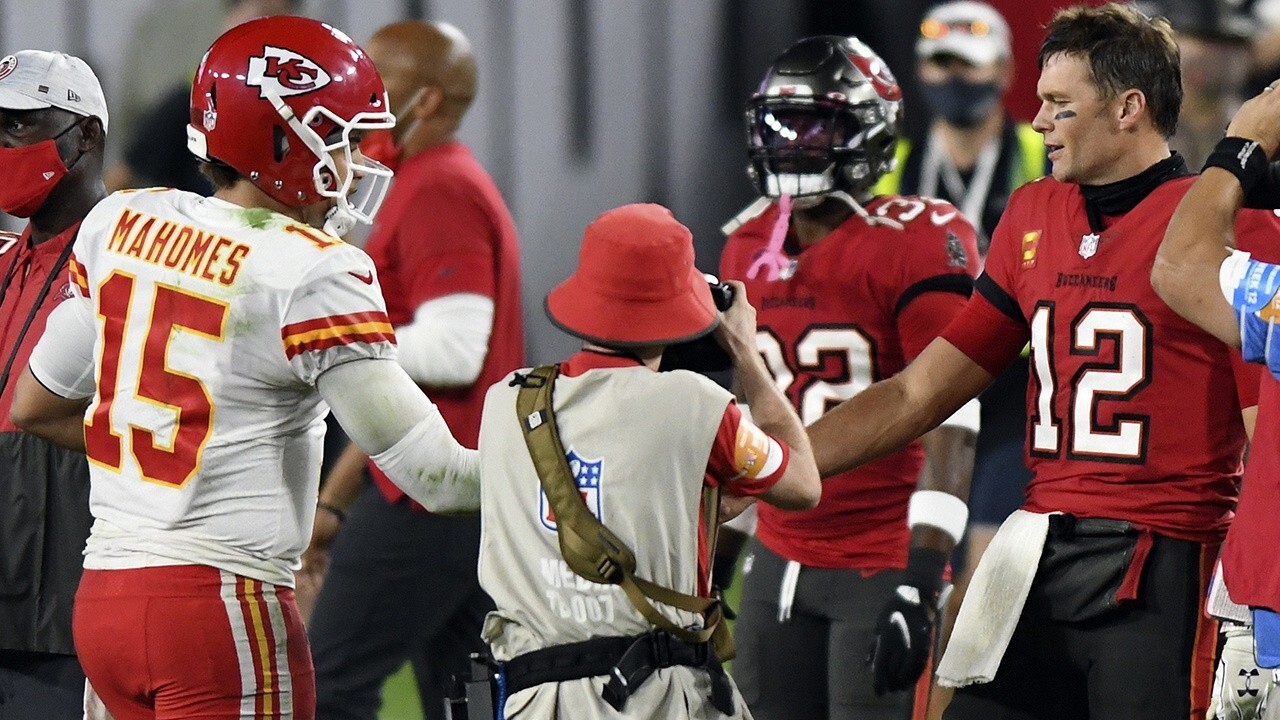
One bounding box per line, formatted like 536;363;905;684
63;189;395;586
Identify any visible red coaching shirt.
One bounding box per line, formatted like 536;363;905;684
0;225;79;430
943;175;1273;542
721;195;978;570
363;141;524;506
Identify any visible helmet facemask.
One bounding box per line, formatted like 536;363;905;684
747;98;893;199
745;36;903;204
263;86;395;236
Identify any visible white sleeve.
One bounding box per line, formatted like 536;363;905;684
282;247;397;385
27;297;97;400
316;358;480;512
1220;249;1253;304
393;293;494;387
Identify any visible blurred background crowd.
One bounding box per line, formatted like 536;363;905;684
3;1;1280;718
1;0;1278;366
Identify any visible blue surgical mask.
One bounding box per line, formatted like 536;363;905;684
920;77;1002;128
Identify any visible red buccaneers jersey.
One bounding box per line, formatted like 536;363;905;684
721;196;978;569
1221;241;1280;611
948;176;1276;542
1225;373;1280;610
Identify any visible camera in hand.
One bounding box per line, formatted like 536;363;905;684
707;279;734;313
659;275;734;374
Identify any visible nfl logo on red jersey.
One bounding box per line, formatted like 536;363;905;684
1079;233;1100;260
539;449;604;531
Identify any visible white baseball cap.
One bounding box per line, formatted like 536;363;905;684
0;50;109;133
917;1;1012;67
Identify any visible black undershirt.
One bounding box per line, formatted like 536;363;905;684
1078;153;1191;233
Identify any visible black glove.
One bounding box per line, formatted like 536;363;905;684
867;547;948;696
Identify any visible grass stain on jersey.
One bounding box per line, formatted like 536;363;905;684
238;207;279;230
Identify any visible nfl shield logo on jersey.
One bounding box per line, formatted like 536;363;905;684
1079;233;1100;260
540;448;604;531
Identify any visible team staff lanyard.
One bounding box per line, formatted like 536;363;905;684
0;232;77;398
919;129;1000;248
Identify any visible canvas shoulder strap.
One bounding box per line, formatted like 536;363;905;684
513;364;733;656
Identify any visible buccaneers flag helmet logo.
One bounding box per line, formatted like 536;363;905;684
844;51;902;102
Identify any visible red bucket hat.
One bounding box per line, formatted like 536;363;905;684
546;203;719;348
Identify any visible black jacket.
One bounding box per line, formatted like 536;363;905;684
0;431;91;655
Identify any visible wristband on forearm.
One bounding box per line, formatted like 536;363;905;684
1204;137;1271;197
907;489;968;547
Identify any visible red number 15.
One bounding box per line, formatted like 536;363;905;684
84;271;228;487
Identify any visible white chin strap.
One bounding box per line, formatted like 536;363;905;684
322;158;391;236
324;206;358;238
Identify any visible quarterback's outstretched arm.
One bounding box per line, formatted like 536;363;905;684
316;358;480;513
808;337;993;480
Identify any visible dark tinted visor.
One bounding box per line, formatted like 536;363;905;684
750;105;862;151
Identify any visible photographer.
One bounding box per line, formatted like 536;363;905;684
472;203;820;719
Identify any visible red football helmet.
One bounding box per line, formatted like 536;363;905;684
187;16;394;235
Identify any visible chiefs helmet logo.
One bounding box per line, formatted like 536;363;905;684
845;52;901;102
0;55;15;82
246;46;331;99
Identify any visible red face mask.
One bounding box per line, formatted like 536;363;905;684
360;130;401;172
0;138;70;217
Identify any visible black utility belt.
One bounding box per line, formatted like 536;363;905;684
503;630;733;714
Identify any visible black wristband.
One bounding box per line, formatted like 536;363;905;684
903;546;948;601
317;502;347;523
1203;136;1271;197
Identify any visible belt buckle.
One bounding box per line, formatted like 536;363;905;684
693;639;709;665
650;632;672;668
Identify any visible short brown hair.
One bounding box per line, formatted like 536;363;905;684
1039;3;1181;138
198;159;242;190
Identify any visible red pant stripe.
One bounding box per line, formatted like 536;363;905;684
1189;543;1220;720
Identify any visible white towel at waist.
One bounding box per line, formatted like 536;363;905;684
936;509;1052;688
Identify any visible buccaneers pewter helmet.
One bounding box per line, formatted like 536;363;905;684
746;36;903;198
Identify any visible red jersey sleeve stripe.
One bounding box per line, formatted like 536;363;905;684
68;255;90;296
283;320;394;347
280;311;391;338
283;328;395;359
